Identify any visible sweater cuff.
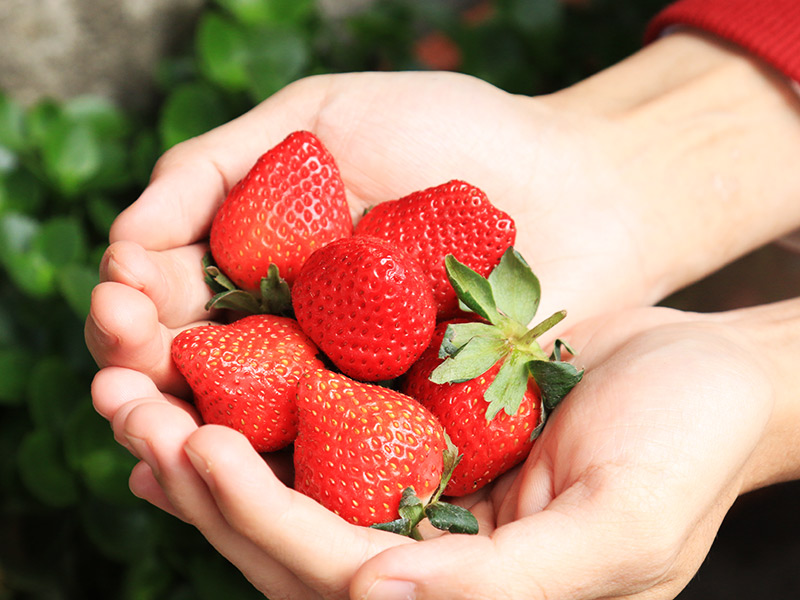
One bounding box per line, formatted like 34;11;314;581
644;0;800;84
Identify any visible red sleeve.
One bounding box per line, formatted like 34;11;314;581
644;0;800;82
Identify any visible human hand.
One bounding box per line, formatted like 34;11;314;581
93;300;800;600
86;29;800;388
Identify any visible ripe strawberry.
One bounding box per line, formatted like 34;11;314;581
171;314;323;452
402;249;584;495
291;236;436;381
293;369;446;526
403;321;542;496
354;180;515;318
209;130;353;293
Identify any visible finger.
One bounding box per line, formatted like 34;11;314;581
184;424;411;598
110;78;330;250
85;282;189;396
91;366;198;423
122;402;317;599
100;240;213;328
129;460;185;520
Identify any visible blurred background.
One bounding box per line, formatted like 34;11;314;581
0;0;797;598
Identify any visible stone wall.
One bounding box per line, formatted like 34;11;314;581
0;0;204;109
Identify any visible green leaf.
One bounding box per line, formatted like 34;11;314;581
438;320;501;358
0;347;34;405
0;91;26;151
425;502;479;534
371;487;423;538
34;216;88;267
528;359;583;411
0;213;57;297
259;263;293;315
370;517;413;536
550;338;577;362
487;247;541;325
17;429;81;507
429;335;507;384
0;168;46;215
41;119;102;196
430;434;462;504
215;0;314;26
158;83;230;150
63;95;130;139
205;289;262;314
197;12;250;91
26;98;62;149
398;487;425;526
244;27;310;101
444;254;501;324
484;351;532;420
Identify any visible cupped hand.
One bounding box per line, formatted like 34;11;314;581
348;306;777;600
93;302;777;600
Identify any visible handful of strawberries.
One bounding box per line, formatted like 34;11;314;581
171;131;583;537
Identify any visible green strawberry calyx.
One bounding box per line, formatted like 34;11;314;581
371;435;479;539
430;248;584;437
202;252;293;316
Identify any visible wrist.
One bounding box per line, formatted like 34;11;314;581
715;299;800;492
546;31;800;303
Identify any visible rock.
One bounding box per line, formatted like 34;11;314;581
0;0;203;109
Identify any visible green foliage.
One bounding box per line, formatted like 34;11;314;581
0;0;668;597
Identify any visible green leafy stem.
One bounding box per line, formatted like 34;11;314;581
431;248;584;436
371;436;479;539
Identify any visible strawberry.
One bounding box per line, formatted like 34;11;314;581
294;369;478;536
171;314;323;452
402;248;583;495
291;235;436;382
209;130;353;295
403;321;542;496
354;180;515;319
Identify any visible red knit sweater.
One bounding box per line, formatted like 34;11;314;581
645;0;800;82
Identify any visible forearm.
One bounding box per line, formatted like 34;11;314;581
544;31;800;304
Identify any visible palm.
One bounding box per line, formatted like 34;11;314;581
289;72;651;322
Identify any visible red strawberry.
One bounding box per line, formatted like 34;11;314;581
354;180;515;318
209;130;353;292
401;249;584;495
171;314;323;452
293;369;446;526
403;321;542;496
291;236;436;381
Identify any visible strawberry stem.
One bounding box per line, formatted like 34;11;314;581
520;310;566;345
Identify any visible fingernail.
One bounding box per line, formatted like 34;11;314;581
364;579;417;600
87;313;120;348
184;444;208;474
108;255;145;290
125;434;159;476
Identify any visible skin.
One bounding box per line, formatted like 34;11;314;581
86;30;800;600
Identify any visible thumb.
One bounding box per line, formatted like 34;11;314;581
349;480;677;600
